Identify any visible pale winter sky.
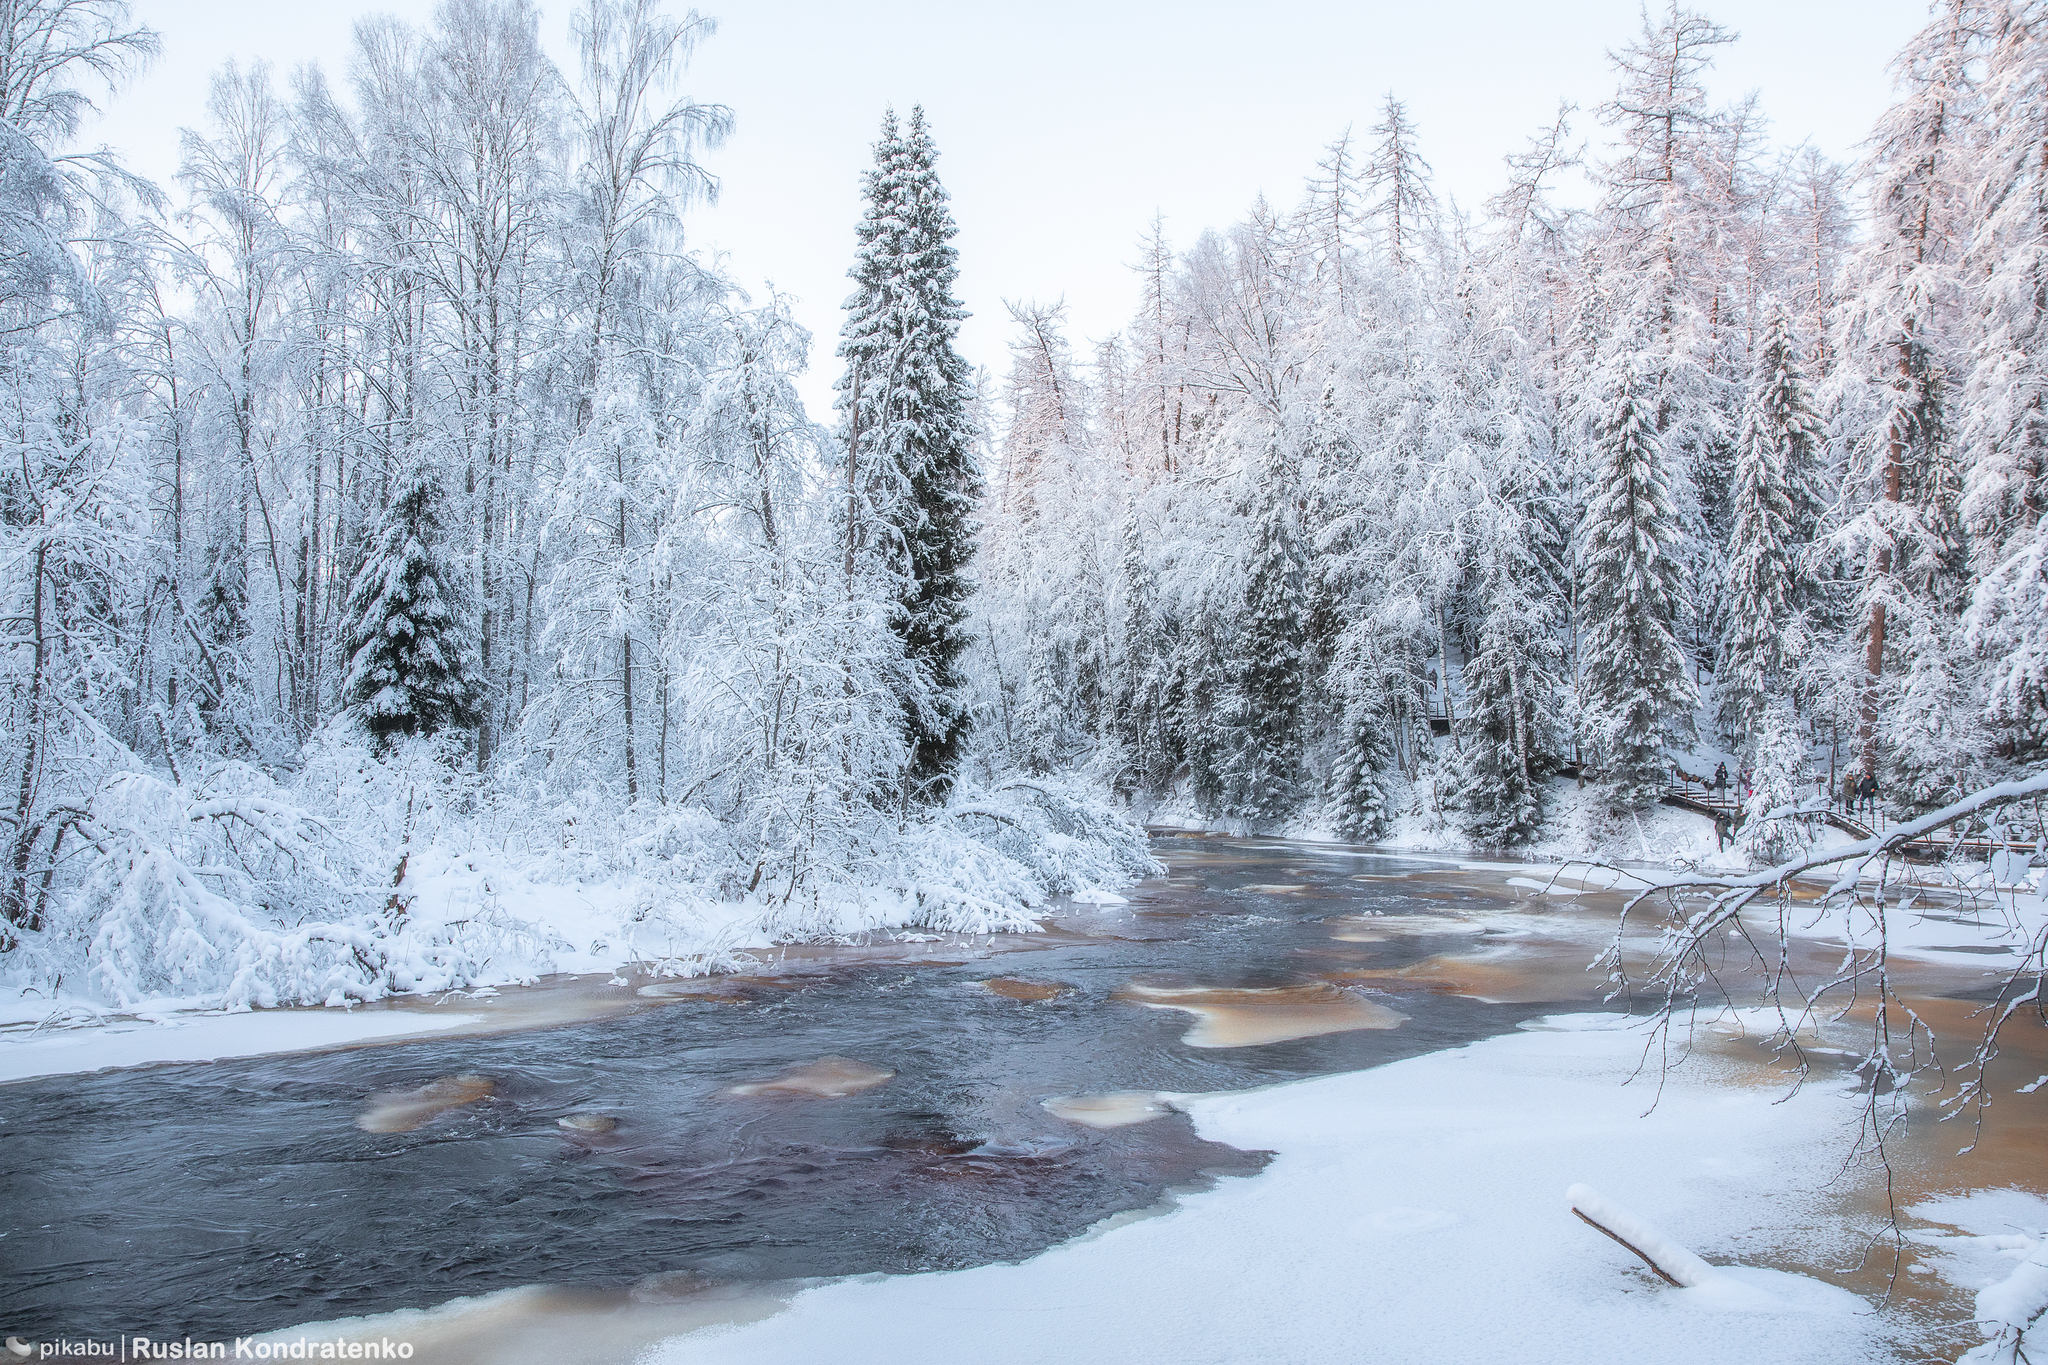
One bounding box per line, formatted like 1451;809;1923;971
91;0;1932;417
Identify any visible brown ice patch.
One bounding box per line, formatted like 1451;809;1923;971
982;977;1070;1002
726;1056;895;1099
1672;999;2048;1356
1114;981;1407;1047
356;1074;495;1133
1324;950;1597;1004
1042;1091;1177;1128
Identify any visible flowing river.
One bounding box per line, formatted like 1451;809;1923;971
0;833;2026;1358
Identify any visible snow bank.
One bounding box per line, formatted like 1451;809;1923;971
0;730;1156;1018
0;1002;478;1084
644;1014;1883;1365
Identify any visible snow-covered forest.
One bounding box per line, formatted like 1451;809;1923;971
0;0;1148;1009
979;2;2048;855
1;0;2045;1012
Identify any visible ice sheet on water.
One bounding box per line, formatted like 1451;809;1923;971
1041;1092;1176;1128
1113;981;1406;1047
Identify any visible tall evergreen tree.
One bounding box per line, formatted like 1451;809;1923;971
1579;360;1697;809
1327;631;1398;841
1737;698;1813;864
1220;458;1307;826
1843;0;1977;788
1456;591;1555;846
836;107;981;798
340;467;482;748
1718;307;1821;746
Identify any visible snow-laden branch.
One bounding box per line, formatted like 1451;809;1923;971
1617;771;2048;933
1969;1235;2048;1365
1576;769;2048;1253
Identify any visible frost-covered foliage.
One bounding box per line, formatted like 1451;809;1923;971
1718;308;1820;747
836;106;980;798
7;718;1155;1008
13;735;451;1008
1578;359;1696;811
1736;700;1816;865
971;2;2046;846
340;465;482;746
0;1;1158;1010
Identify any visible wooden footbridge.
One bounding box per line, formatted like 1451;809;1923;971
1660;778;2039;866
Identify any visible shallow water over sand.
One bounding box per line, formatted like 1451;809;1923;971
1;833;2032;1353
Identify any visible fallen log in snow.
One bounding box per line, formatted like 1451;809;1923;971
1567;1182;1718;1288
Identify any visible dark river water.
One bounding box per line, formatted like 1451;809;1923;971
0;836;1592;1340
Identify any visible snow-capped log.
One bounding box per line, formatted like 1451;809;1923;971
1566;1183;1719;1288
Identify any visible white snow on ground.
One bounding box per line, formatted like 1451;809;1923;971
1907;1190;2048;1363
644;1013;1887;1365
0;1001;480;1084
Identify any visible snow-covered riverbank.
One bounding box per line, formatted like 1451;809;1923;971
639;1012;1891;1365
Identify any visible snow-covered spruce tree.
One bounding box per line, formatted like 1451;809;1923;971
1590;6;1739;679
1326;628;1398;841
1219;455;1308;826
1456;597;1552;846
1455;451;1565;846
835;107;981;800
1961;0;2048;579
1102;503;1144;791
1578;358;1697;811
340;465;482;748
1884;609;1990;811
1717;307;1821;748
1737;698;1813;864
